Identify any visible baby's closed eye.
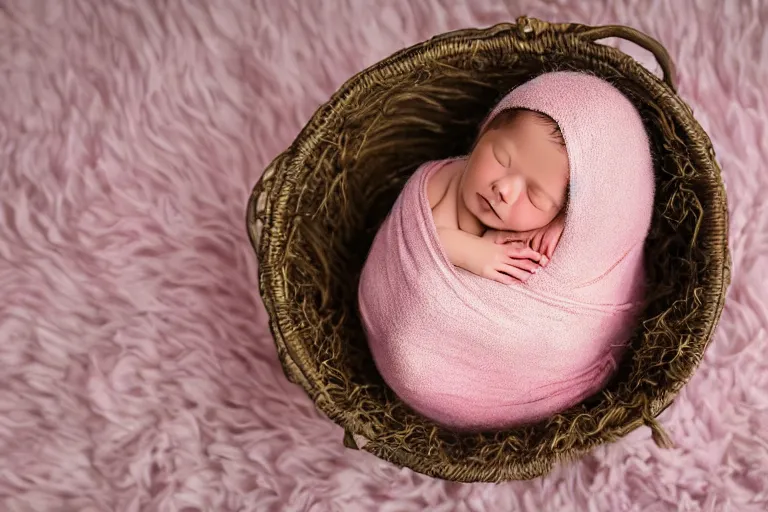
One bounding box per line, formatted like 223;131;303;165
528;187;547;209
493;145;511;167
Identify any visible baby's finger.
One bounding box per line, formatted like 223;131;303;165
506;245;541;261
506;257;540;274
493;271;518;285
537;239;550;259
499;265;532;283
541;234;560;259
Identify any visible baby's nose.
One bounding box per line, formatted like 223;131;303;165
494;176;524;204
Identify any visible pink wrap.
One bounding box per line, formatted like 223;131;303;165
358;72;655;431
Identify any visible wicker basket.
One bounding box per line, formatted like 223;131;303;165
246;16;731;482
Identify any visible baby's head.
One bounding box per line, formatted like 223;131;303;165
460;71;654;294
459;107;570;232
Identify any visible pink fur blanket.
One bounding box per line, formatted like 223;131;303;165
359;72;655;430
1;0;764;509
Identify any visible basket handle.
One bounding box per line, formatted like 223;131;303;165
514;17;677;92
577;24;677;91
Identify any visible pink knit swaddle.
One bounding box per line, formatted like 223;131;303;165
358;71;655;431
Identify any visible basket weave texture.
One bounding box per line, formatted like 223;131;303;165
246;16;731;482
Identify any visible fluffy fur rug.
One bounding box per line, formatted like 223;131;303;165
1;0;766;510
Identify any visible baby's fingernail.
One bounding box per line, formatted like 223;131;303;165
531;267;540;274
541;256;549;266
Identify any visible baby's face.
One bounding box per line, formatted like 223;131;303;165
459;110;569;232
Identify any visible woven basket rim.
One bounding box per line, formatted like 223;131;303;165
246;17;731;482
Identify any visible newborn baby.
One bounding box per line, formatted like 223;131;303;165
358;71;655;430
428;108;570;283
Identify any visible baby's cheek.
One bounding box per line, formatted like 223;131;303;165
469;165;490;184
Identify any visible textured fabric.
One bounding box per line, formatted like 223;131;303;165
0;0;766;510
358;72;655;430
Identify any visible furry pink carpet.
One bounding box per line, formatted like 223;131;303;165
0;1;766;510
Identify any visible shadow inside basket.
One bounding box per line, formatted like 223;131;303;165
273;50;716;460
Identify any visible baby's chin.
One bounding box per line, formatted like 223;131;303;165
475;210;538;233
488;218;551;233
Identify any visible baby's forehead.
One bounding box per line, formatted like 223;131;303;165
497;119;566;155
503;108;554;128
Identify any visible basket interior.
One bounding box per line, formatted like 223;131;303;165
262;45;725;478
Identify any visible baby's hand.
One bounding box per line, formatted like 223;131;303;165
475;239;542;285
484;212;566;266
528;212;565;262
483;229;527;246
483;229;517;244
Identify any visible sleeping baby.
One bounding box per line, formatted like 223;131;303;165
428;107;569;284
358;71;655;431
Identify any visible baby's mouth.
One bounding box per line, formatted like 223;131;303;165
479;193;501;219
